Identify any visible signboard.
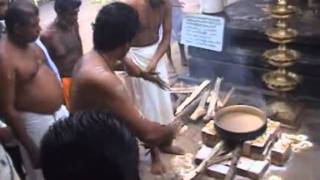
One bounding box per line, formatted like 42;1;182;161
181;14;225;52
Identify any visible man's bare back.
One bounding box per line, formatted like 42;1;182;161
0;36;63;114
71;51;118;112
71;50;174;146
41;22;82;77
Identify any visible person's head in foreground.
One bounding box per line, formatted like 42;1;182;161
93;2;139;59
41;111;140;180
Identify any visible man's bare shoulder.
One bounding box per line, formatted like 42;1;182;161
0;42;13;77
0;40;12;69
76;55;126;96
40;25;60;44
30;42;46;61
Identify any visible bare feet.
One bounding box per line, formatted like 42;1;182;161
151;158;166;175
151;148;166;174
160;145;185;155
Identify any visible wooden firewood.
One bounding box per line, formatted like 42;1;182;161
175;80;210;115
221;87;235;107
170;96;202;134
201;121;220;147
203;77;222;122
183;141;224;180
271;137;291;166
170;87;196;94
190;89;211;121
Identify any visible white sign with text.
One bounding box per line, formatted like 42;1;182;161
181;14;225;52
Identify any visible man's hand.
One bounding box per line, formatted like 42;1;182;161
29;146;41;169
142;71;170;90
168;118;184;136
145;60;158;74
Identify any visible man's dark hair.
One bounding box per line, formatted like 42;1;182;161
54;0;81;13
149;0;164;9
41;111;140;180
93;2;139;52
4;1;38;33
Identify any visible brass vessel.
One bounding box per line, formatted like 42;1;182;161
270;0;295;19
263;69;300;92
265;27;297;43
263;45;300;67
263;0;300;93
262;0;302;128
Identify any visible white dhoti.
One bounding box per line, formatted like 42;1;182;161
0;144;20;180
127;43;174;125
19;105;69;180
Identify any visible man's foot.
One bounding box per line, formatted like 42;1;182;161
160;145;185;155
151;157;167;175
150;148;167;175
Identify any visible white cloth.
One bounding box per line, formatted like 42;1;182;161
126;43;173;125
0;144;21;180
35;38;61;81
18;105;69;180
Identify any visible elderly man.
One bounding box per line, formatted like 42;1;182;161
0;2;68;180
41;0;83;108
122;0;184;174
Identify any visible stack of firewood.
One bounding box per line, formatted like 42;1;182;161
171;78;234;122
195;119;294;179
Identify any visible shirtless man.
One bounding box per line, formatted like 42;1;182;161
41;0;82;108
122;0;184;174
71;2;178;169
0;2;68;180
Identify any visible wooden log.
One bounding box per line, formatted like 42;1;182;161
183;141;224;180
175;80;210;115
208;158;270;180
221;87;235;107
242;120;281;160
203;77;222;122
170;87;196;94
201;121;220;147
170;96;202;134
190;89;211;121
271;137;291;166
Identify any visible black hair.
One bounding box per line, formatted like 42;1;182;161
149;0;164;9
54;0;81;13
4;1;38;33
41;111;140;180
93;2;139;52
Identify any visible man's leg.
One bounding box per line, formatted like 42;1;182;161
166;45;176;73
178;43;187;66
150;147;166;174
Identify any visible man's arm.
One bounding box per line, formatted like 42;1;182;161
0;57;40;168
146;0;172;73
90;71;174;147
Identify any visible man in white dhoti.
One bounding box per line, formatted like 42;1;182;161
0;2;68;180
122;0;184;174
